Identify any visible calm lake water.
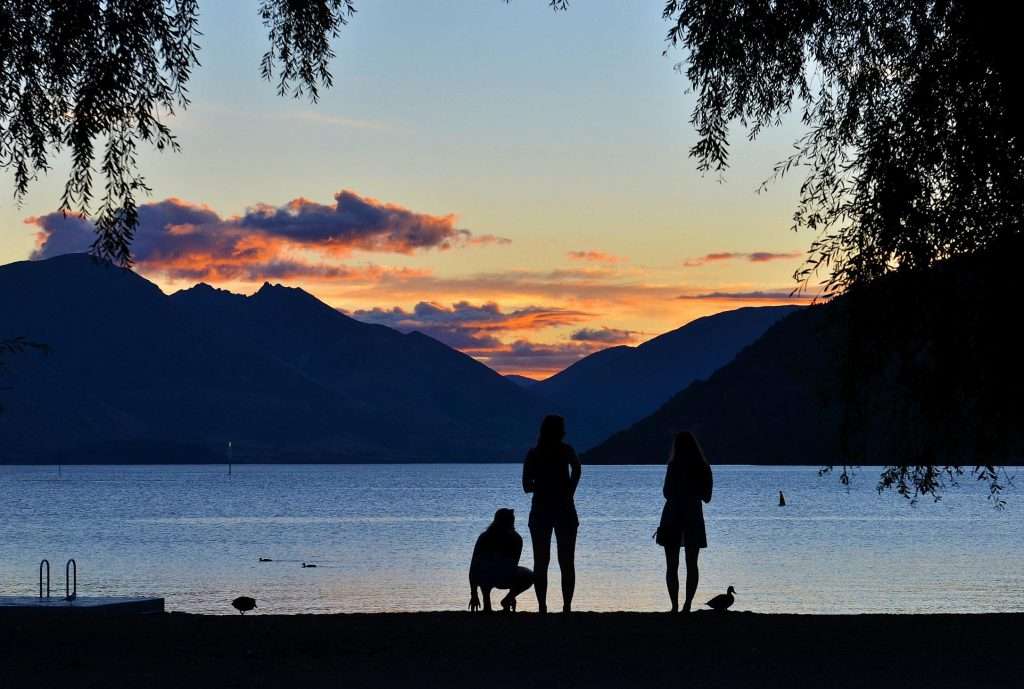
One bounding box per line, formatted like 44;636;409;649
0;464;1020;615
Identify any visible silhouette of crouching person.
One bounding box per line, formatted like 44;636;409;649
469;508;533;612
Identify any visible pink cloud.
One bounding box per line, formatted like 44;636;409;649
683;251;804;267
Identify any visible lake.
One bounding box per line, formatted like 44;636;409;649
0;464;1020;614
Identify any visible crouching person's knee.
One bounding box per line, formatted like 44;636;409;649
514;566;534;593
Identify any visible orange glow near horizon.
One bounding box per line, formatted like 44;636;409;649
146;262;814;377
24;186;819;379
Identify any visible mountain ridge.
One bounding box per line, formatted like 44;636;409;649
582;244;1024;466
531;305;802;449
0;254;548;463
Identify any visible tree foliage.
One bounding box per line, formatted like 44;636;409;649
663;1;1023;296
259;0;355;101
664;1;1023;502
1;0;200;265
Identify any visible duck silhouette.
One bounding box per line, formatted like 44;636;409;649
231;596;257;615
301;562;317;568
705;586;736;611
258;557;273;562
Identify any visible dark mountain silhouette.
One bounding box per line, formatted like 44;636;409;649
504;374;538;389
531;306;801;449
583;244;1024;466
0;254;552;463
582;306;840;464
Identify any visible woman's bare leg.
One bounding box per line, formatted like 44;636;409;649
555;524;577;612
500;566;534;611
530;525;552;613
682;546;700;613
664;545;680;612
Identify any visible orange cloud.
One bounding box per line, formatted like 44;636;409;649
567;250;626;264
28;191;508;282
352;301;592;351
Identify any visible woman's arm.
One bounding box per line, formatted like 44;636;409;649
703;464;714;504
522;450;535;494
568;447;582;496
663;462;675;500
468;535;483;610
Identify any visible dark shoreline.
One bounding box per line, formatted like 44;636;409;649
3;611;1022;689
0;461;842;466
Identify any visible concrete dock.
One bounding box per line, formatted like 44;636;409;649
0;596;164;617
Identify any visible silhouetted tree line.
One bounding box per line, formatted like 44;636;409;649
665;1;1023;296
811;239;1019;505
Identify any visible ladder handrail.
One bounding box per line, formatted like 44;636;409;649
39;559;50;599
65;559;77;601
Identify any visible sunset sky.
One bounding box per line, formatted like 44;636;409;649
0;1;814;378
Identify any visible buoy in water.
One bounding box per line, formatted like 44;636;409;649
778;490;786;507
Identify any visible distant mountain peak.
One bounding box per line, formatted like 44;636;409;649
30;252;124;274
170;281;246;308
531;305;803;450
252;281;314;301
174;282;221;295
13;253;165;301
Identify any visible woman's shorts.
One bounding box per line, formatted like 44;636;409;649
528;505;579;540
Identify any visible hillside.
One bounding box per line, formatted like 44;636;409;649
0;254;549;463
583;247;1024;465
532;306;801;449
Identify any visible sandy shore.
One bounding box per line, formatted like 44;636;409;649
2;611;1021;688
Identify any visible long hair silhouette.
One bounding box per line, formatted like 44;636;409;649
669;430;707;467
537;414;565;447
669;431;712;501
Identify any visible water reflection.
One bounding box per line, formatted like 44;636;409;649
0;464;1020;614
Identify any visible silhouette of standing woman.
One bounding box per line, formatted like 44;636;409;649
522;415;582;613
657;431;713;613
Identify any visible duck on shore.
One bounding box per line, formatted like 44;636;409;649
706;586;736;612
231;596;257;615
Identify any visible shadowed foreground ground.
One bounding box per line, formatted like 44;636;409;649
2;612;1022;689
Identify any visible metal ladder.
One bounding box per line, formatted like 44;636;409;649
65;559;77;601
39;559;50;599
38;559;77;601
